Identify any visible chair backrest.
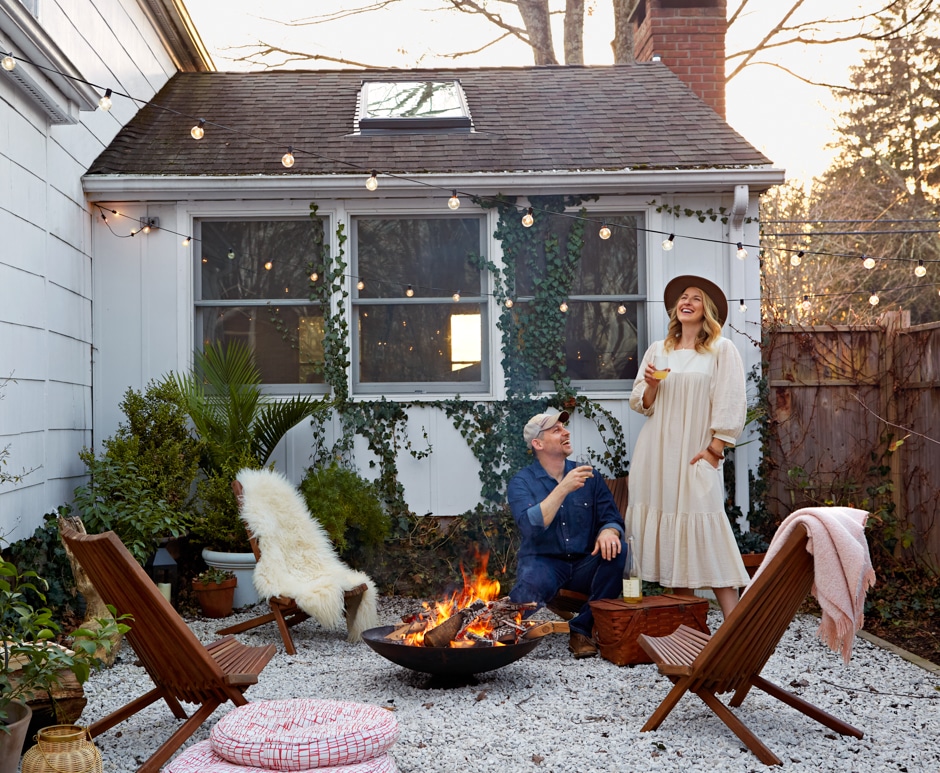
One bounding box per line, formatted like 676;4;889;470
689;523;813;694
232;480;263;561
604;476;629;516
60;522;229;703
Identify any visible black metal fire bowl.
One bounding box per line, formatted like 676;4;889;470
362;625;545;677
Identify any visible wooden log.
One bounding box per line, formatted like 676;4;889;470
383;621;426;641
523;621;570;639
423;613;464;648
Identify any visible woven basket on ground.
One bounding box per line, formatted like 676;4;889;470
20;724;102;773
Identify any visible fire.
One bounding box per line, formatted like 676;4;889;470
401;551;517;647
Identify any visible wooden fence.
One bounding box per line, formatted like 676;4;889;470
763;313;940;569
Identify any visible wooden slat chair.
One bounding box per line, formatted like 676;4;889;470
217;480;368;655
546;476;628;620
59;522;276;773
637;523;864;766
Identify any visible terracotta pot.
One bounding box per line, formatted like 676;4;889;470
0;700;32;773
192;577;237;618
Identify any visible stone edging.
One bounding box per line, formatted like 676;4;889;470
856;628;940;675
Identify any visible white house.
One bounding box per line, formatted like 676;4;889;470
1;0;784;542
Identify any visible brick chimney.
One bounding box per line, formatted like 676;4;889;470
631;0;727;118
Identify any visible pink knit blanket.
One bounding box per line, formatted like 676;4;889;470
747;506;876;664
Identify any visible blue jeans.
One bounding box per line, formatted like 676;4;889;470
509;542;627;638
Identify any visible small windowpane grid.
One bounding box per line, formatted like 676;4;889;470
353;216;488;393
195;219;327;387
518;212;644;384
359;81;471;131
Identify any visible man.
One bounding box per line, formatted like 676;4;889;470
507;409;626;658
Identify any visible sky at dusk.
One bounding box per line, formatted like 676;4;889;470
183;0;886;183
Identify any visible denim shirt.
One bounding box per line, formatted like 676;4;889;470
507;459;625;560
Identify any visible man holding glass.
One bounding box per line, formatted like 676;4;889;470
507;409;626;658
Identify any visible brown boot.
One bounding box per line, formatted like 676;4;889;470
568;631;597;659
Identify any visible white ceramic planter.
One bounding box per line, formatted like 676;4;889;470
201;549;259;608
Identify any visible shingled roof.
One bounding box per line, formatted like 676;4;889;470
86;64;773;177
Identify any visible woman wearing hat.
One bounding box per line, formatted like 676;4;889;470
624;276;749;617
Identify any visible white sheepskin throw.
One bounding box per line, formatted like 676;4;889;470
236;468;379;642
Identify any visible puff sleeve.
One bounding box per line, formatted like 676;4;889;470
709;337;747;445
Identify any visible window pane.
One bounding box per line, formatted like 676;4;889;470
199;220;325;301
515;213;639;297
539;301;640;381
357;304;485;385
197;305;325;385
356;217;482;299
363;81;467;119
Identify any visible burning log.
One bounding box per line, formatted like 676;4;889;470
423;611;466;648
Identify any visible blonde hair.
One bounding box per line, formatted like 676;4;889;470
663;286;722;353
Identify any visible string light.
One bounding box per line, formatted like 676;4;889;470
559;301;568;312
662;234;675;251
182;236;191;247
1;54;15;71
190;119;206;140
790;250;804;267
264;260;273;270
98;89;113;111
366;170;378;191
915;260;927;277
357;279;365;291
281;146;295;168
141;221;152;235
617;302;627;315
405;285;414;297
801;295;811;312
869;292;880;306
504;298;514;308
599;224;611;240
736;242;748;260
226;248;235;260
452;291;461;302
309;271;319;282
522;208;534;228
739;299;747;312
863;256;876;270
447;190;460;210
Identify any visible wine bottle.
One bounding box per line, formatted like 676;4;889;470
622;536;643;604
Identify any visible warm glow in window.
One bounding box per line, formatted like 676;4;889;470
450;313;481;371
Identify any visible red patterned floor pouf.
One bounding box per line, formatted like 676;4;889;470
164;740;398;773
210;699;399;771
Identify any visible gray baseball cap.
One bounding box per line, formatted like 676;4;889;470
523;410;570;448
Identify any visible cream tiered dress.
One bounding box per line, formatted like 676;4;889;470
625;336;750;589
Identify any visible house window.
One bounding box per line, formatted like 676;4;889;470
516;212;644;386
194;218;328;389
358;81;472;132
352;216;488;394
18;0;39;17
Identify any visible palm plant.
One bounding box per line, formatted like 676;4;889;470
173;340;331;551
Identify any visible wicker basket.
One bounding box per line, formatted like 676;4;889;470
20;725;102;773
589;594;710;666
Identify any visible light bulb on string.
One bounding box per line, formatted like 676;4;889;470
801;295;811;312
736;242;748;260
182;236;191;247
504;298;514;308
617;302;627;315
869;293;880;306
452;291;461;302
915;260;927;277
281;147;295;168
522;208;534;228
739;299;747;312
141;222;152;234
599;224;611;240
201;257;208;264
405;285;414;297
447;190;460;210
863;256;876;270
662;234;675;251
790;250;804;267
226;249;235;260
98;89;113;111
1;54;15;71
191;119;206;140
559;301;568;313
309;271;318;282
264;260;273;271
366;170;378;191
357;279;365;291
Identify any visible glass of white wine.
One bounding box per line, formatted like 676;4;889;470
653;354;670;380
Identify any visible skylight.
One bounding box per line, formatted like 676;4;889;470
358;81;472;132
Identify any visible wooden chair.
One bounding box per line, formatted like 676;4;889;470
217;480;368;655
59;522;275;773
636;523;864;766
546;475;628;620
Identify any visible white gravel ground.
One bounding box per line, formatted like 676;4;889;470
80;597;940;773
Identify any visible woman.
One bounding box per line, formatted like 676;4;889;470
625;275;749;617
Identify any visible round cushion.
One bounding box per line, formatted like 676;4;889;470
165;740;398;773
210;699;399;771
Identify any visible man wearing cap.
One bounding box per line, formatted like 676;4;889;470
507;409;626;658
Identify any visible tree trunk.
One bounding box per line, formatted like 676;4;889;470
517;0;558;65
611;0;639;63
564;0;584;65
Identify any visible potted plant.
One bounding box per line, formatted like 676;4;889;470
0;559;128;772
191;567;237;619
174;341;331;607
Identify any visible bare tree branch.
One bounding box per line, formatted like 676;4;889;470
726;0;808;82
227;44;381;70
